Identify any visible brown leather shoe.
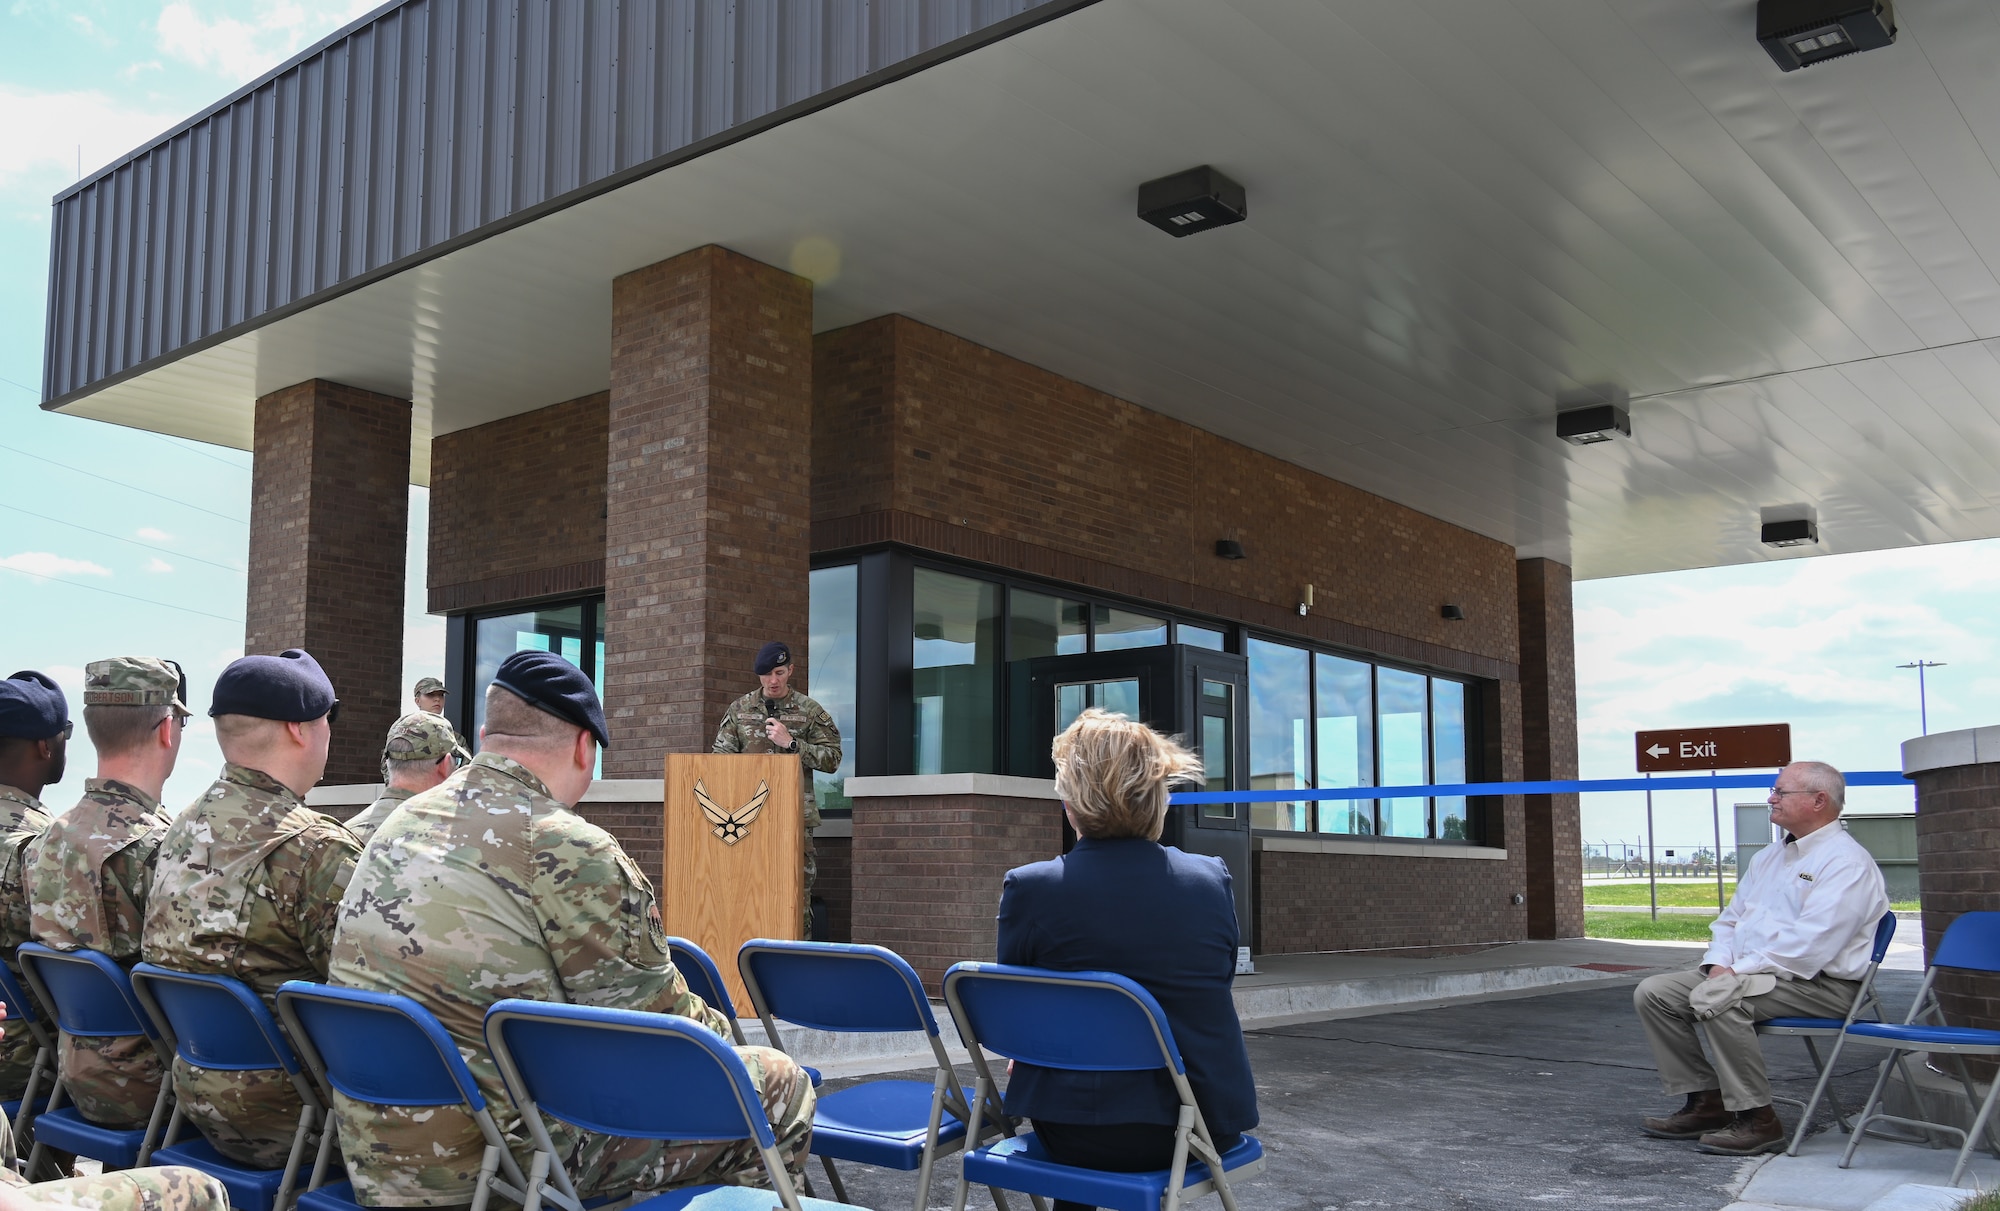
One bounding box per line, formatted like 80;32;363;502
1696;1105;1786;1156
1641;1090;1731;1139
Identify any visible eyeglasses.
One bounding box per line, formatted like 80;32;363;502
326;700;341;725
1769;788;1817;798
59;721;73;741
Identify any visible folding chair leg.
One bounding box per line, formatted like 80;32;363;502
307;1117;338;1192
136;1074;174;1166
818;1154;849;1203
951;1077;988;1211
470;1145;501;1211
1162;1106;1195;1211
1788;1033;1856;1155
909;1067;951;1211
275;1106;314;1210
1951;1072;2000;1187
765;1145;808;1211
14;1047;47;1144
520;1149;552;1211
1841;1052;1901;1170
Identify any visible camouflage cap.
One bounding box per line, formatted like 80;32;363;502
83;656;188;710
382;711;461;763
413;676;446;696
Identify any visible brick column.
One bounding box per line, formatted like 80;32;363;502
603;246;814;776
1517;558;1582;938
247;380;411;786
1906;739;2000;1068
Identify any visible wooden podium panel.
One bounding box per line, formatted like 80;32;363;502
662;753;802;1013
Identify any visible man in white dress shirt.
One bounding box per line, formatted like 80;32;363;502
1633;760;1891;1156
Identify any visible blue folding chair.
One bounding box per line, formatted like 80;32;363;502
132;964;337;1211
1839;911;2000;1186
483;998;855;1211
1758;909;1904;1154
738;940;1007;1211
276;982;531;1211
942;963;1264;1211
14;943;173;1174
0;959;54;1150
668;939;750;1047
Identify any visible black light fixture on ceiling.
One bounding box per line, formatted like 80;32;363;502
1757;0;1896;71
1761;519;1820;548
1214;539;1246;560
1556;402;1631;446
1440;604;1466;622
1138;166;1247;238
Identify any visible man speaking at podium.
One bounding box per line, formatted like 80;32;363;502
712;642;841;937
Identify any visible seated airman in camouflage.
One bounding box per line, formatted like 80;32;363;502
343;712;460;844
0;671;67;1105
141;650;360;1169
27;658;186;1130
0;1092;227;1211
330;651;816;1206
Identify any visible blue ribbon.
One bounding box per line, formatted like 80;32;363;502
1167;769;1910;804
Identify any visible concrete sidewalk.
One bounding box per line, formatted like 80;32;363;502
1726;1134;1997;1211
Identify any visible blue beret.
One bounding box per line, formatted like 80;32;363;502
754;642;792;676
0;670;68;741
492;650;609;748
211;649;336;722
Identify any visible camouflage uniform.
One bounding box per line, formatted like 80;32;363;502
0;784;52;1099
27;778;171;1127
141;764;360;1168
341;786;413;846
348;713;463;845
0;1113;227;1210
329;753;815;1207
711;690;840;933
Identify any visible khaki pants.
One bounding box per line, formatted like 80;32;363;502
1634;968;1860;1112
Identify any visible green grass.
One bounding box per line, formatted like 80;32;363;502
1952;1191;2000;1211
1585;882;1735;908
1584;911;1719;942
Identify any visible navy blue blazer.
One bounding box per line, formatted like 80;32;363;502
995;837;1259;1137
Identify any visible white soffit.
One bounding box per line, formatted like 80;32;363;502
53;0;2000;579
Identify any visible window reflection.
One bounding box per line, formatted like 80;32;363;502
470;600;601;777
1177;623;1227;651
1314;653;1374;835
1377;667;1429;838
1010;590;1088;660
1247;638;1310;832
809;565;859;813
1094;606;1167;651
913;569;1000;774
1433;680;1468;839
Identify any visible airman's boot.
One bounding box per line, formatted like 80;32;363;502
1640;1089;1730;1139
1696;1105;1786;1156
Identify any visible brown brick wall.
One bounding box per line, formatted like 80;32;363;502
1912;764;2000;1052
817;835;853;943
603;245;816;777
1254;837;1529;953
1518;558;1583;939
812;316;1519;675
429;392;608;614
246;380;411;786
851;793;1066;989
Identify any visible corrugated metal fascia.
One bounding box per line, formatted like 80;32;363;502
45;0;1096;408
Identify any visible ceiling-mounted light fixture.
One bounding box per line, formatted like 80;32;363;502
1556;402;1631;446
1758;0;1896;71
1440;604;1466;622
1761;519;1819;548
1138;166;1247;238
1214;539;1246;560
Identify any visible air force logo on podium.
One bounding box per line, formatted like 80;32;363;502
696;777;769;845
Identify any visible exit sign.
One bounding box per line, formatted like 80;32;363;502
1635;724;1792;773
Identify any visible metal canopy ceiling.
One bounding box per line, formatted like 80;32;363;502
44;0;2000;579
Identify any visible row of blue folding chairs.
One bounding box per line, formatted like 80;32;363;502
0;938;1262;1211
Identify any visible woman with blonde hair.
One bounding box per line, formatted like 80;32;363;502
995;709;1258;1209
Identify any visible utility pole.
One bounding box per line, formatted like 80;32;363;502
1896;660;1946;735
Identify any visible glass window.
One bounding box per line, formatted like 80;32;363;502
1010;590;1089;660
809;565;859;814
1377;667;1429;838
1093;606;1167;651
470;600;601;774
1056;678;1141;733
1247;638;1310;832
1199;680;1238;821
1433;680;1469;839
1314;654;1375;835
1176;623;1227;651
913;569;1000;774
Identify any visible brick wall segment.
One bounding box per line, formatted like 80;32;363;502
602;245;816;777
247;379;411;786
1517;557;1583;939
1911;762;2000;1074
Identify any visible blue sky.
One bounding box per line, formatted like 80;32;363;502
0;1;1982;839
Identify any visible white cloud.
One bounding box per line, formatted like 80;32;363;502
155;1;378;86
0;85;180;186
137;527;174;542
145;557;174;573
0;552;112;577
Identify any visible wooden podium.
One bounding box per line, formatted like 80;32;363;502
662;753;802;1011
